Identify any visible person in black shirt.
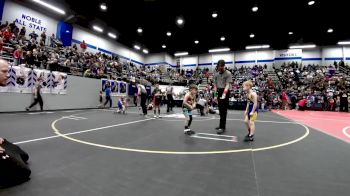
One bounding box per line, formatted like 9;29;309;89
26;79;44;111
29;31;38;40
25;51;35;68
339;91;349;112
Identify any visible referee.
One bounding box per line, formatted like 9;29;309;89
213;60;232;134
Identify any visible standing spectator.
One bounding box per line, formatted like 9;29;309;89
103;82;112;108
40;31;47;44
339;91;349;112
49;33;55;47
80;40;87;51
26;79;44;111
18;27;26;40
213;60;232;134
29;31;38;40
281;91;289;110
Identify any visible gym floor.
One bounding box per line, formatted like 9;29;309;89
0;108;349;196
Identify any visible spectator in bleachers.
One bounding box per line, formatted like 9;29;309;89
29;31;38;41
49;33;55;47
40;31;46;44
2;27;13;43
0;21;8;30
25;51;35;68
80;40;87;51
13;46;23;66
18;27;26;40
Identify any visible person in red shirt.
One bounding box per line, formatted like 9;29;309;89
13;47;23;66
2;27;13;43
281;91;289;110
298;97;307;111
80;40;87;51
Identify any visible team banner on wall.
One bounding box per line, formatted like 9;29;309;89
0;65;67;94
274;49;302;67
101;79;128;96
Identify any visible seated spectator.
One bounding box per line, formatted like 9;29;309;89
13;46;23;66
25;51;35;68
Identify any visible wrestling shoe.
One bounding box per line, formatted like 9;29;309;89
244;135;254;142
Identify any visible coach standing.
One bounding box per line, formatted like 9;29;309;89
214;60;232;134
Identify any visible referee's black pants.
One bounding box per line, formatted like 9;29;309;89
140;93;148;115
167;94;174;112
217;88;230;130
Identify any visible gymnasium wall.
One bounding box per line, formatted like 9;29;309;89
72;26;144;67
157;47;350;71
180;56;198;70
0;75;101;112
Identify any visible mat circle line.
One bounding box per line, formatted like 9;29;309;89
51;117;310;155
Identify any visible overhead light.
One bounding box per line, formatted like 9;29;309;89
212;12;218;18
252;6;258;12
143;49;149;54
289;44;316;49
32;0;65;15
65;30;70;33
289;32;293;35
220;36;225;41
162;44;166;48
308;1;315;5
194;40;199;44
327;28;334;33
246;45;270;50
167;32;172;36
209;48;230;53
100;3;107;11
174;52;188;56
92;25;103;33
176;18;184;25
337;41;350;45
250;33;255;38
108;32;117;39
134;45;141;50
137;28;143;33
